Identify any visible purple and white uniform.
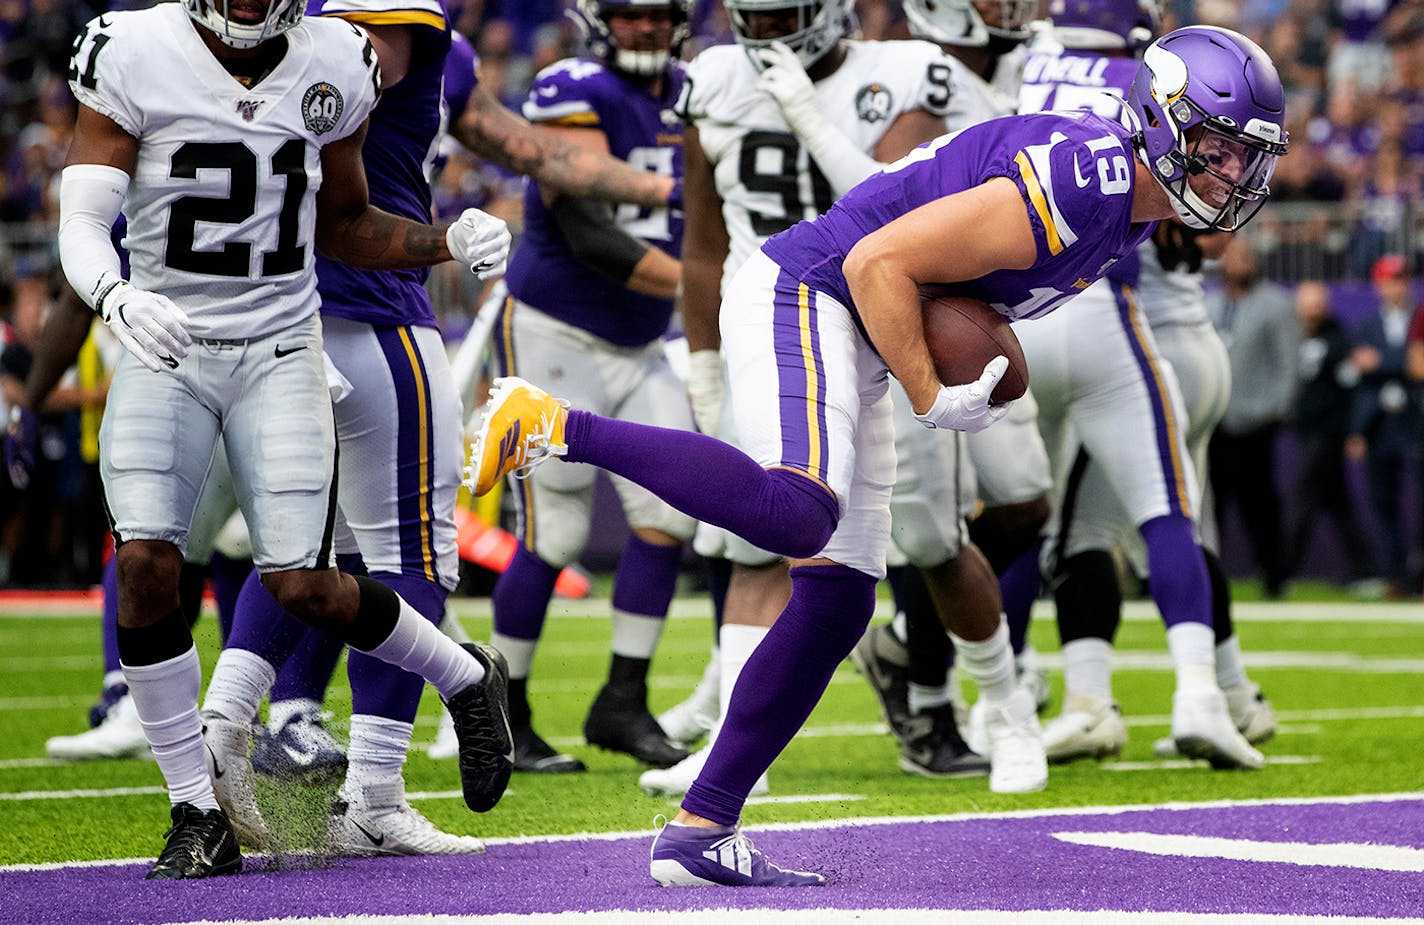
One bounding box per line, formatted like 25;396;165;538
728;110;1154;578
309;0;465;590
495;58;694;569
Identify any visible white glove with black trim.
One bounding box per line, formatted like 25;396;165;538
97;281;190;373
913;356;1013;433
446;208;512;280
686;348;725;435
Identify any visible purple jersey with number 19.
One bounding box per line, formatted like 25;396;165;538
761;109;1155;328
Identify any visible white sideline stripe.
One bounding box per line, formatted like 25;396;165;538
0;696;88;710
5;791;1423;874
1124;705;1424;728
0;785;166;801
1052;830;1424;872
745;793;865;806
1032;650;1424;674
160;912;1424;925
1104;756;1320;772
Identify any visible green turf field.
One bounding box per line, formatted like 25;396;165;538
2;594;1421;868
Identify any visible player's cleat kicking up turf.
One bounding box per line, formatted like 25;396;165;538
145;803;241;880
650;821;824;887
465;377;568;497
252;708;347;784
202;712;270;849
1041;696;1129;764
443;643;515;811
328;778;485;856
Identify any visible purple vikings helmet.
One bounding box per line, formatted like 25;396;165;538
1050;0;1160;52
1127;25;1288;232
574;0;691;77
183;0;303;48
725;0;853;70
904;0;1038;48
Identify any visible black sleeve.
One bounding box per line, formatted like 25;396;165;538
548;194;651;283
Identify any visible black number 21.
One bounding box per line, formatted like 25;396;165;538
165;140;308;278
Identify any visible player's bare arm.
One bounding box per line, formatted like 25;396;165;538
314;123;452;268
678;123;728;354
66;103;138;173
844;177;1035;414
453;84;673;208
357;21;411;88
870;108;949;163
539;122;681;300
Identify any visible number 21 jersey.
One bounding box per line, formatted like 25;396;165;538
68;4;379;339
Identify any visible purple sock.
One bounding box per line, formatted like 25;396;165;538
492;545;559;642
226;568;309;667
683;564;877;824
272;626;343;704
101;556;120;674
1000;539;1043;655
612;534;682;618
1140;514;1211;628
564;410;838;559
347;572;449;722
208;553;253;645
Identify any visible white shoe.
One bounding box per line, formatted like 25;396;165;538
1015;646;1052;715
1041;696;1128;764
1170;686;1265;770
657;652;720;746
1224;682;1277;745
329;778;485;856
638;742;769;798
984;687;1048;794
46;694;152;761
427;711;459;760
202;711;270;849
964;698;989;758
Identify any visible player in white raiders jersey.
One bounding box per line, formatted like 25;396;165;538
844;0;1054;784
636;0;955;798
1014;1;1265;769
58;0;517;879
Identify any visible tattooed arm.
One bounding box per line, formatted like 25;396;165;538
451;84;674;209
316;120;452;269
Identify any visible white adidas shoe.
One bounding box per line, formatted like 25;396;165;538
1041;696;1129;764
427;710;459;760
45;694;152;762
984;687;1048;794
1156;681;1278;757
657;652;720;746
638;742;769;798
1170;686;1265;770
202;711;270;849
329;778;485;856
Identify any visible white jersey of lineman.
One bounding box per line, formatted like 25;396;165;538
677;40;955;289
68;5;379;339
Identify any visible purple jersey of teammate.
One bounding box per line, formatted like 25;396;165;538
308;0;452;328
503;59;685;348
763;110;1156;328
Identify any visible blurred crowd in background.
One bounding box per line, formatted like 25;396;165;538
2;0;1423;598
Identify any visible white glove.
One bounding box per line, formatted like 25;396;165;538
686;348;725;435
914;356;1014;433
756;41;821;135
98;282;190;373
445;208;512;280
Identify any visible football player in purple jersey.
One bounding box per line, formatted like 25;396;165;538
487;0;692;774
469;24;1287;886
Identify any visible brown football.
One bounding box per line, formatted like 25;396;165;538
919;291;1029;406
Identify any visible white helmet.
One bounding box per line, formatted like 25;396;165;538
904;0;1037;48
724;0;852;70
182;0;304;49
